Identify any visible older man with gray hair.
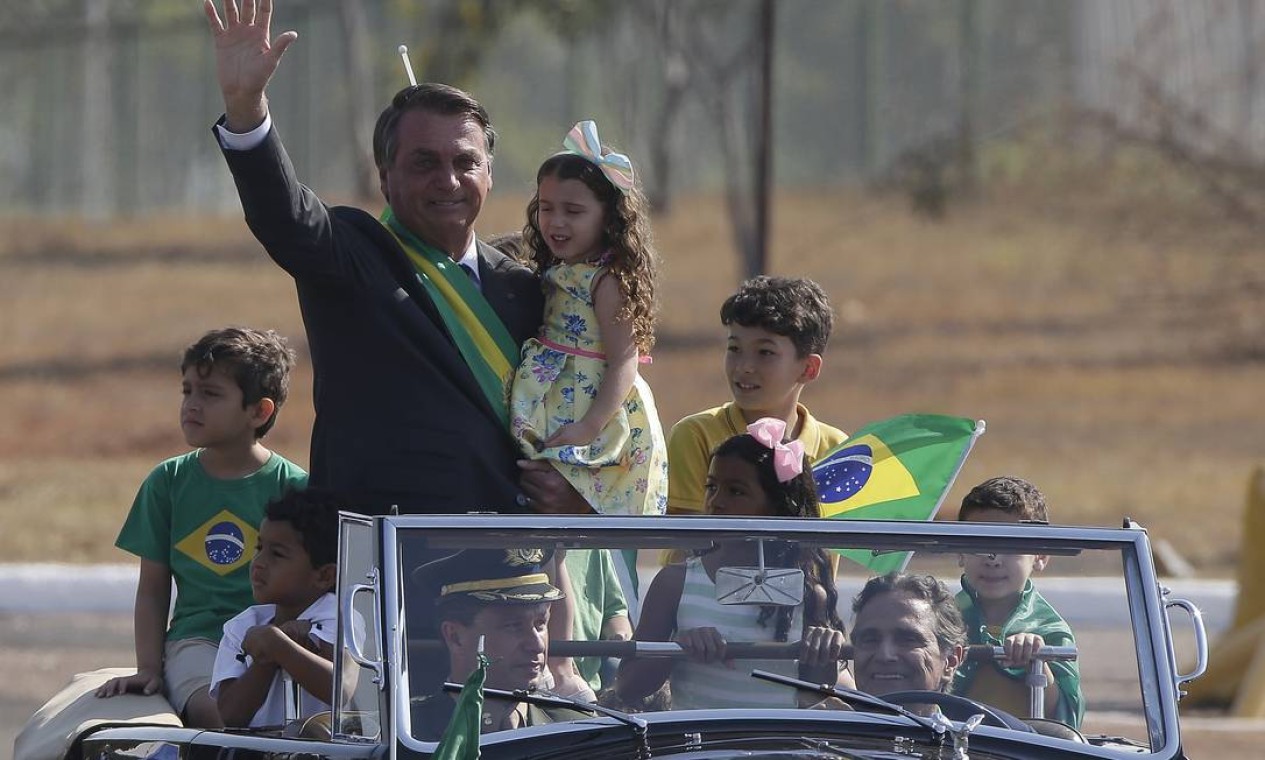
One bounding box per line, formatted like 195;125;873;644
850;572;967;697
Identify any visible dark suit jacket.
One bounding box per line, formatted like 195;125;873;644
219;123;543;515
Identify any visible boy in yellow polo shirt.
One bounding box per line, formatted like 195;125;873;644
667;276;845;514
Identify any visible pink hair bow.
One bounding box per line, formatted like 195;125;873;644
746;418;806;483
562;120;635;194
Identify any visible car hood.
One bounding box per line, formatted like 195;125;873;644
427;709;1147;760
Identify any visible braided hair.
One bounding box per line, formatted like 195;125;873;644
709;434;845;641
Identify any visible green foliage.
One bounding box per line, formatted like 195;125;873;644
386;0;619;87
530;0;620;42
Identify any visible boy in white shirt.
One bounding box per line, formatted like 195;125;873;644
210;489;341;727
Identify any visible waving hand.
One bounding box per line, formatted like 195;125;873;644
203;0;298;132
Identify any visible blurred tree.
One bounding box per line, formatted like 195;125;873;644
387;0;617;89
414;0;513;86
336;0;377;200
529;0;619;122
0;0;81;25
0;0;217;33
387;0;573;88
654;1;765;277
626;0;695;215
617;0;769;278
957;0;980;194
83;0;113;218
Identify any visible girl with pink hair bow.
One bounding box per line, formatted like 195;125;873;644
614;418;855;709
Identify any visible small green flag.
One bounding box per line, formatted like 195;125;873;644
812;414;984;574
433;652;489;760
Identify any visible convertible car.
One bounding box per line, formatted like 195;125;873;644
79;514;1207;759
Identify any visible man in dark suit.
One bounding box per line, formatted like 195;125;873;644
203;0;587;515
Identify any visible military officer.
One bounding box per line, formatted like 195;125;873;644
411;548;589;739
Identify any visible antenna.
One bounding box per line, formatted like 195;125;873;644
397;45;417;87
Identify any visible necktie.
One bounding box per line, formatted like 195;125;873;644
458;261;481;292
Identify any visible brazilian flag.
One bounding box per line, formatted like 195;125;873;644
812;414;985;574
433;652;489;760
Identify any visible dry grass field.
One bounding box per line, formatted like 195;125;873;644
0;175;1262;569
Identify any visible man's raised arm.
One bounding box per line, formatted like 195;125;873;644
203;0;298;133
203;0;342;278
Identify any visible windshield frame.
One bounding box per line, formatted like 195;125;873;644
374;514;1181;758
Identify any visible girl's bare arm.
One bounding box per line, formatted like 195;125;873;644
613;564;684;700
546;553;588;697
798;584;852;692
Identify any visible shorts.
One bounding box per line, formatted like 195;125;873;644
163;637;219;713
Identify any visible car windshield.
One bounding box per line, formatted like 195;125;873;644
385;516;1178;755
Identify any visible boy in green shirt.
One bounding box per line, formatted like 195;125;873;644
564;548;632;691
952;476;1084;727
667;276;846;514
96;327;308;727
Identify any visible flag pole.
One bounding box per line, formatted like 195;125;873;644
929;418;986;521
433;635;488;760
895;419;986;573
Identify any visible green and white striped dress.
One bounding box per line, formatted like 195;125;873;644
670;557;803;710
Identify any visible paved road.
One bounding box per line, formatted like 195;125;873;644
2;612;132;760
0;565;138;614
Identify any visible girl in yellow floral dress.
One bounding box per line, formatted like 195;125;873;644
509;121;667;516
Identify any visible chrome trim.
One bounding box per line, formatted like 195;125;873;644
380;519;409;753
333;512;378;742
373;514;1181;757
1165;597;1209;693
1128;527;1183;756
342;570;383;686
377;513;1140;550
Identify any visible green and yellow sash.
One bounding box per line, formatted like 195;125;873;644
381;207;520;428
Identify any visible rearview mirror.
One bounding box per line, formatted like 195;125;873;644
715;566;804;606
714;539;804;606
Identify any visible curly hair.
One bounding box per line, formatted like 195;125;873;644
959;476;1048;523
180;327;297;438
264;487;344;568
709;434;845;641
524;153;658;354
721;276;833;357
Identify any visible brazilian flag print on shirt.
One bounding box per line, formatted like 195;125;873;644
173;509;258;576
115;450;308;642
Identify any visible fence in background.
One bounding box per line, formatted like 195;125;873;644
1;0;1261;217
